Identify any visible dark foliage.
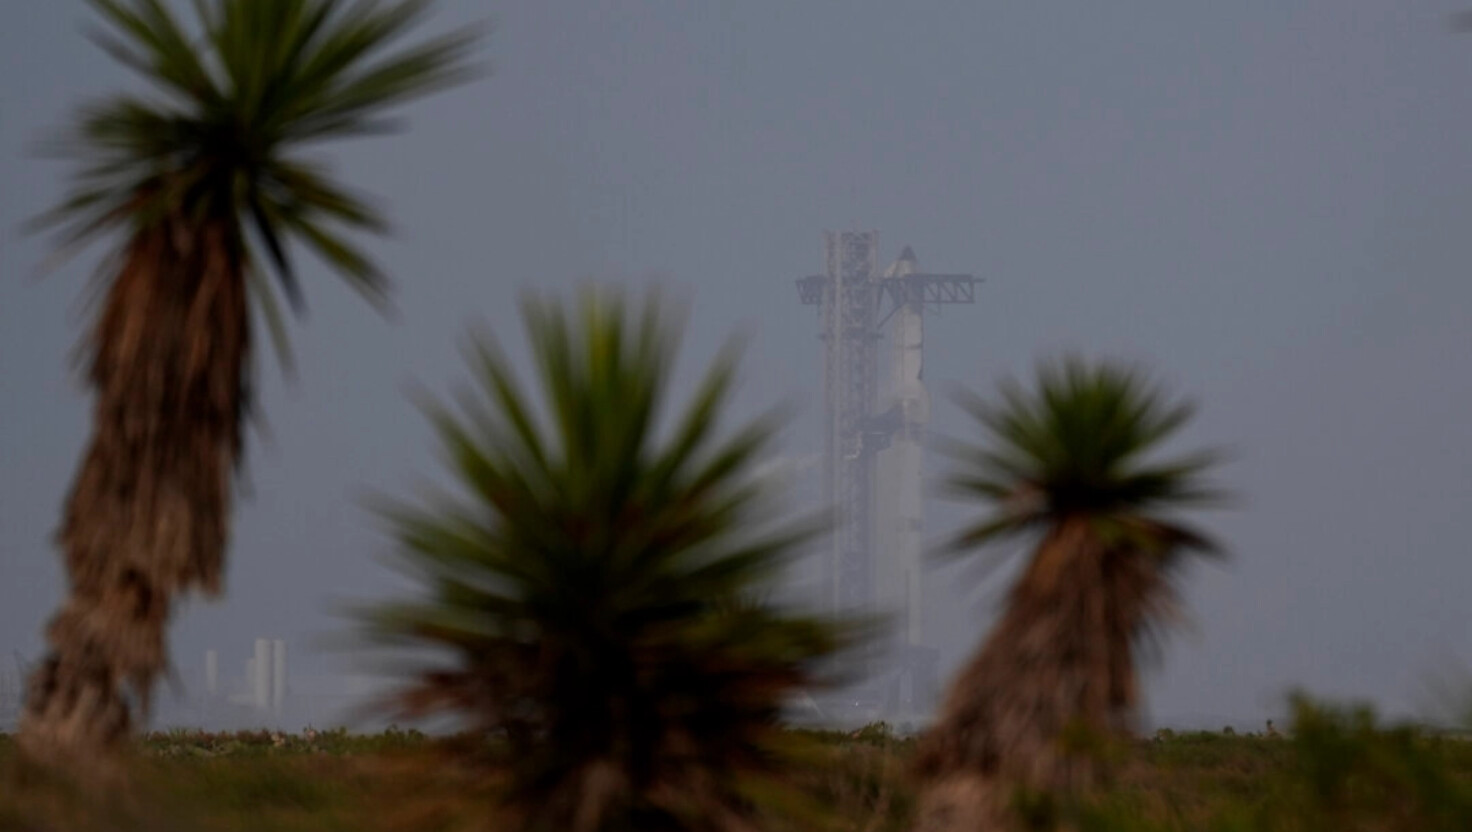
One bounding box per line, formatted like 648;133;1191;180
360;288;856;832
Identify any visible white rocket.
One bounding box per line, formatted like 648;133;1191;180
875;246;929;649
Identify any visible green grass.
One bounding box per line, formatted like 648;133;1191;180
2;720;1470;831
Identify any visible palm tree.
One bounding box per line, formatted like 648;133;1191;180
912;358;1225;831
23;0;478;764
359;288;851;832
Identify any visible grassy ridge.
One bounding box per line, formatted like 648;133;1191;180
2;720;1470;831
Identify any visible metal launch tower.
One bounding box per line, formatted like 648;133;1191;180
796;231;978;715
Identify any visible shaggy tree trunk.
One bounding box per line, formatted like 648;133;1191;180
912;519;1174;831
912;774;1015;832
20;217;248;768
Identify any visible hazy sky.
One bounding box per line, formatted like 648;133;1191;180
4;1;1472;728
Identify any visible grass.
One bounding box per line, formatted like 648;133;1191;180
0;728;501;832
1;719;1470;831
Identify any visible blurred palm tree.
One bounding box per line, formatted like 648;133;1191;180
912;358;1225;831
23;0;478;764
360;288;853;832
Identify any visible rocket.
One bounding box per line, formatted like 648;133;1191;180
877;245;929;649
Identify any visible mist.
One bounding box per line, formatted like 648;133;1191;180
4;1;1472;734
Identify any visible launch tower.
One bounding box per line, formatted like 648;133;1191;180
796;231;978;716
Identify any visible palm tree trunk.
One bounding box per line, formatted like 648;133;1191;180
20;217;248;767
912;773;1015;832
912;520;1168;831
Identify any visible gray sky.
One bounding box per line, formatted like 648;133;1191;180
4;1;1472;728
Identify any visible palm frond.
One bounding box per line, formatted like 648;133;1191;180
945;356;1227;551
357;286;855;830
42;0;482;331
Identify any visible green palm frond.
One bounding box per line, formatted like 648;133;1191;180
38;0;481;325
359;287;853;831
944;356;1227;557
